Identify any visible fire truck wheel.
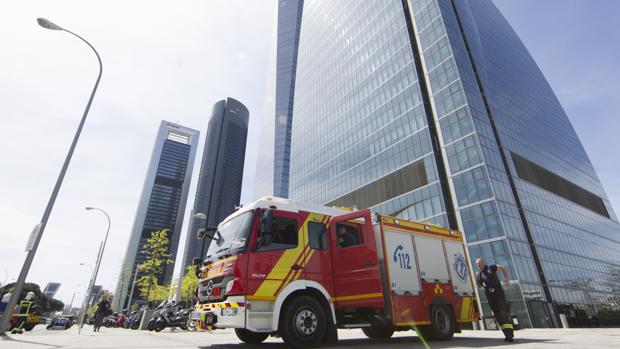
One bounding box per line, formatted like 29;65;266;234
428;305;455;341
362;323;394;340
235;328;270;343
280;295;327;348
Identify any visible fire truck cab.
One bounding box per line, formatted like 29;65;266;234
191;197;478;348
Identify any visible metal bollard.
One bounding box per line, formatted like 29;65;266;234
559;314;569;329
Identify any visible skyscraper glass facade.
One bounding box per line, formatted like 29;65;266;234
273;0;304;198
113;122;198;311
181;98;249;270
290;0;452;229
289;0;620;327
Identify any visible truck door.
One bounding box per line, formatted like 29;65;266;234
329;210;384;308
247;210;304;300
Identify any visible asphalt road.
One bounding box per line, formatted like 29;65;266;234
1;325;619;349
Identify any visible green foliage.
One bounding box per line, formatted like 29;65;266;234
181;265;199;304
0;282;64;315
47;298;65;313
87;304;98;317
136;229;174;303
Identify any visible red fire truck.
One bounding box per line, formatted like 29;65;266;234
191;197;478;348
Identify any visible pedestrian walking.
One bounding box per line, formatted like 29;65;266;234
93;294;111;332
475;258;514;343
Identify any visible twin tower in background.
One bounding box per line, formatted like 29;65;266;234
112;98;248;311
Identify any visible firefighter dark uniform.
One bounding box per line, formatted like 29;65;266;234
477;265;514;342
11;299;34;334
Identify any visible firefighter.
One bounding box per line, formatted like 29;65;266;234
475;258;514;343
11;291;36;334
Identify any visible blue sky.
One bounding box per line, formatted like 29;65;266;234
495;0;620;213
0;0;617;307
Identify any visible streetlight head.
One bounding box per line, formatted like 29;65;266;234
85;207;94;211
37;18;64;31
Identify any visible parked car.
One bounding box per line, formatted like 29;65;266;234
46;315;75;330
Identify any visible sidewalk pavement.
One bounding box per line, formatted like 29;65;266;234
1;325;619;349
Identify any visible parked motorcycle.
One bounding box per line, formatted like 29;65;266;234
125;305;148;330
154;308;192;332
102;313;118;327
147;300;176;331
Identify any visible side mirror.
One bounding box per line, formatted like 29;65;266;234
253;209;274;251
263;233;273;246
252;233;273;252
260;209;273;236
196;227;217;240
215;231;225;247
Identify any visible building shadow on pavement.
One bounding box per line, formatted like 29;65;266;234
202;335;555;349
0;336;63;348
199;335;554;349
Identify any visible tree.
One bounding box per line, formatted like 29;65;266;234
0;282;64;315
181;265;199;304
136;229;174;303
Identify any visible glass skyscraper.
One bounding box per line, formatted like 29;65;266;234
113;121;199;311
273;0;304;198
288;0;620;327
181;98;249;270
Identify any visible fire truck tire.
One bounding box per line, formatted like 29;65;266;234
235;328;269;343
322;319;338;344
427;305;455;341
362;324;394;340
280;295;327;348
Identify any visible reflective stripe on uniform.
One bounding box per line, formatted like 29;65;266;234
501;323;514;330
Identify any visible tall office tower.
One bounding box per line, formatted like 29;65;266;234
181;98;249;270
42;283;61;299
273;0;304;198
288;0;620;327
113;122;198;310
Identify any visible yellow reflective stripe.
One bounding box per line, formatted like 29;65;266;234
460;297;471;322
246;295;276;301
253;213;323;298
501;323;514;329
333;292;383;301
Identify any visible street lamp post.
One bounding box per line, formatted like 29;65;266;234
0;17;103;336
77;260;96;333
175;211;206;302
77;207;110;334
66;288;81;315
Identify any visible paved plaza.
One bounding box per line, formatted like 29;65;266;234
1;326;619;349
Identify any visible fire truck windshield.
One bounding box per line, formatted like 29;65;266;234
206;210;254;259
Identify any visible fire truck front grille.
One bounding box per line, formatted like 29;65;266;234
200;276;224;287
